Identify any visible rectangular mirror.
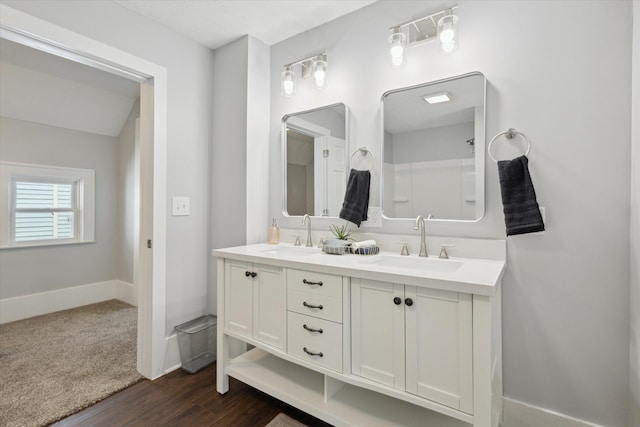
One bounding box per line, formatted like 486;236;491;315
283;103;348;217
382;72;486;221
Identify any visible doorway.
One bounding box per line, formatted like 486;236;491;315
0;4;168;379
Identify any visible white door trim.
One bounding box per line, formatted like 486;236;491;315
0;4;168;380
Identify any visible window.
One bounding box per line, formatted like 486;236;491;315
1;162;95;248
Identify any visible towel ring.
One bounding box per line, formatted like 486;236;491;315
488;128;531;163
349;147;375;172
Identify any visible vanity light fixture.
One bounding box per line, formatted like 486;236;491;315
281;53;328;96
422;92;451;104
389;5;459;65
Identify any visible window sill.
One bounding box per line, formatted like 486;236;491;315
0;240;96;250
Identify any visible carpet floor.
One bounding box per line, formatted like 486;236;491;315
0;299;143;427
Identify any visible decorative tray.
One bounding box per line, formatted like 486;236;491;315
351;246;380;256
322;245;350;255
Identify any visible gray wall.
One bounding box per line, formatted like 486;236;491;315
390;122;474;163
116;99;139;284
269;1;632;426
208;35;270;315
0;117;117;298
2;0;215;333
630;2;640;425
209;36;249;315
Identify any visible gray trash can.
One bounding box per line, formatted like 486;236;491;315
174;314;217;373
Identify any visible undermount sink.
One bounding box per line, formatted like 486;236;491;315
258;246;320;257
357;254;463;274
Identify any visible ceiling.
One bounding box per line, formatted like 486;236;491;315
1;1;377;136
113;0;378;49
0;38;140;137
384;74;485;134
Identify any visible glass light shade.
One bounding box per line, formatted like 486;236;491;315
388;31;406;67
281;66;295;97
312;59;327;89
437;14;459;53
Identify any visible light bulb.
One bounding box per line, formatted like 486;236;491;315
312;59;327;89
390;43;404;59
388;31;406;67
441;41;456;53
283;79;294;95
281;66;295;97
314;70;325;86
437;12;459;54
439;24;454;43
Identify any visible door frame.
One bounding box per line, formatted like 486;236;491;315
0;4;168;379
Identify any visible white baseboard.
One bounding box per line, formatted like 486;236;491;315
0;280;137;324
163;333;182;374
115;280;138;306
502;397;605;427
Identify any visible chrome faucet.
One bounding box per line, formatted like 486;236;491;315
414;214;434;257
302;214;313;247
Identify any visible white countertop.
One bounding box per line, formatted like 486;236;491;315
212;243;505;296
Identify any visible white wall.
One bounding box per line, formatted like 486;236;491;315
116;99;139;284
269;1;632;426
1;0;215;334
0;117;118;298
208;35;270;315
246;36;271;246
630;2;640;426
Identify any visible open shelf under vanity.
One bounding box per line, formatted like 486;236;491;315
227;347;469;427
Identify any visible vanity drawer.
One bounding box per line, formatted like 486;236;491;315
287;312;342;373
287;269;342;299
287;289;342;323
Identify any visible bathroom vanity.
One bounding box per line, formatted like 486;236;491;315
213;242;504;427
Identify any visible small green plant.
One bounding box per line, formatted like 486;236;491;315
329;223;353;240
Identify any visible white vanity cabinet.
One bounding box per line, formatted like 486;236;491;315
214;243;505;427
351;278;473;413
224;259;286;349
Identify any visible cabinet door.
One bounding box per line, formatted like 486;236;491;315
405;286;473;413
224;260;253;337
351;278;405;390
253;264;286;349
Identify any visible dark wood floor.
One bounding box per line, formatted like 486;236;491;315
51;363;332;427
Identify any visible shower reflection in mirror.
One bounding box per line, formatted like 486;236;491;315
382;72;486;221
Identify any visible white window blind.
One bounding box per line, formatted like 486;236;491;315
14;181;77;242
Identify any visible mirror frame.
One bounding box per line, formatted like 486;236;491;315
380;71;486;223
282;102;349;218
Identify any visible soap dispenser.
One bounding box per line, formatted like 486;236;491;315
268;218;280;244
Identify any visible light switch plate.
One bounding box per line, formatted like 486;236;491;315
172;196;190;216
363;206;382;228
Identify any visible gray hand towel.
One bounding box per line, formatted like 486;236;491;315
339;169;370;227
497;155;545;236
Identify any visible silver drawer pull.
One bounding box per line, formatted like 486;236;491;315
303;347;323;357
302;279;323;286
303;301;323;310
303;324;323;334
